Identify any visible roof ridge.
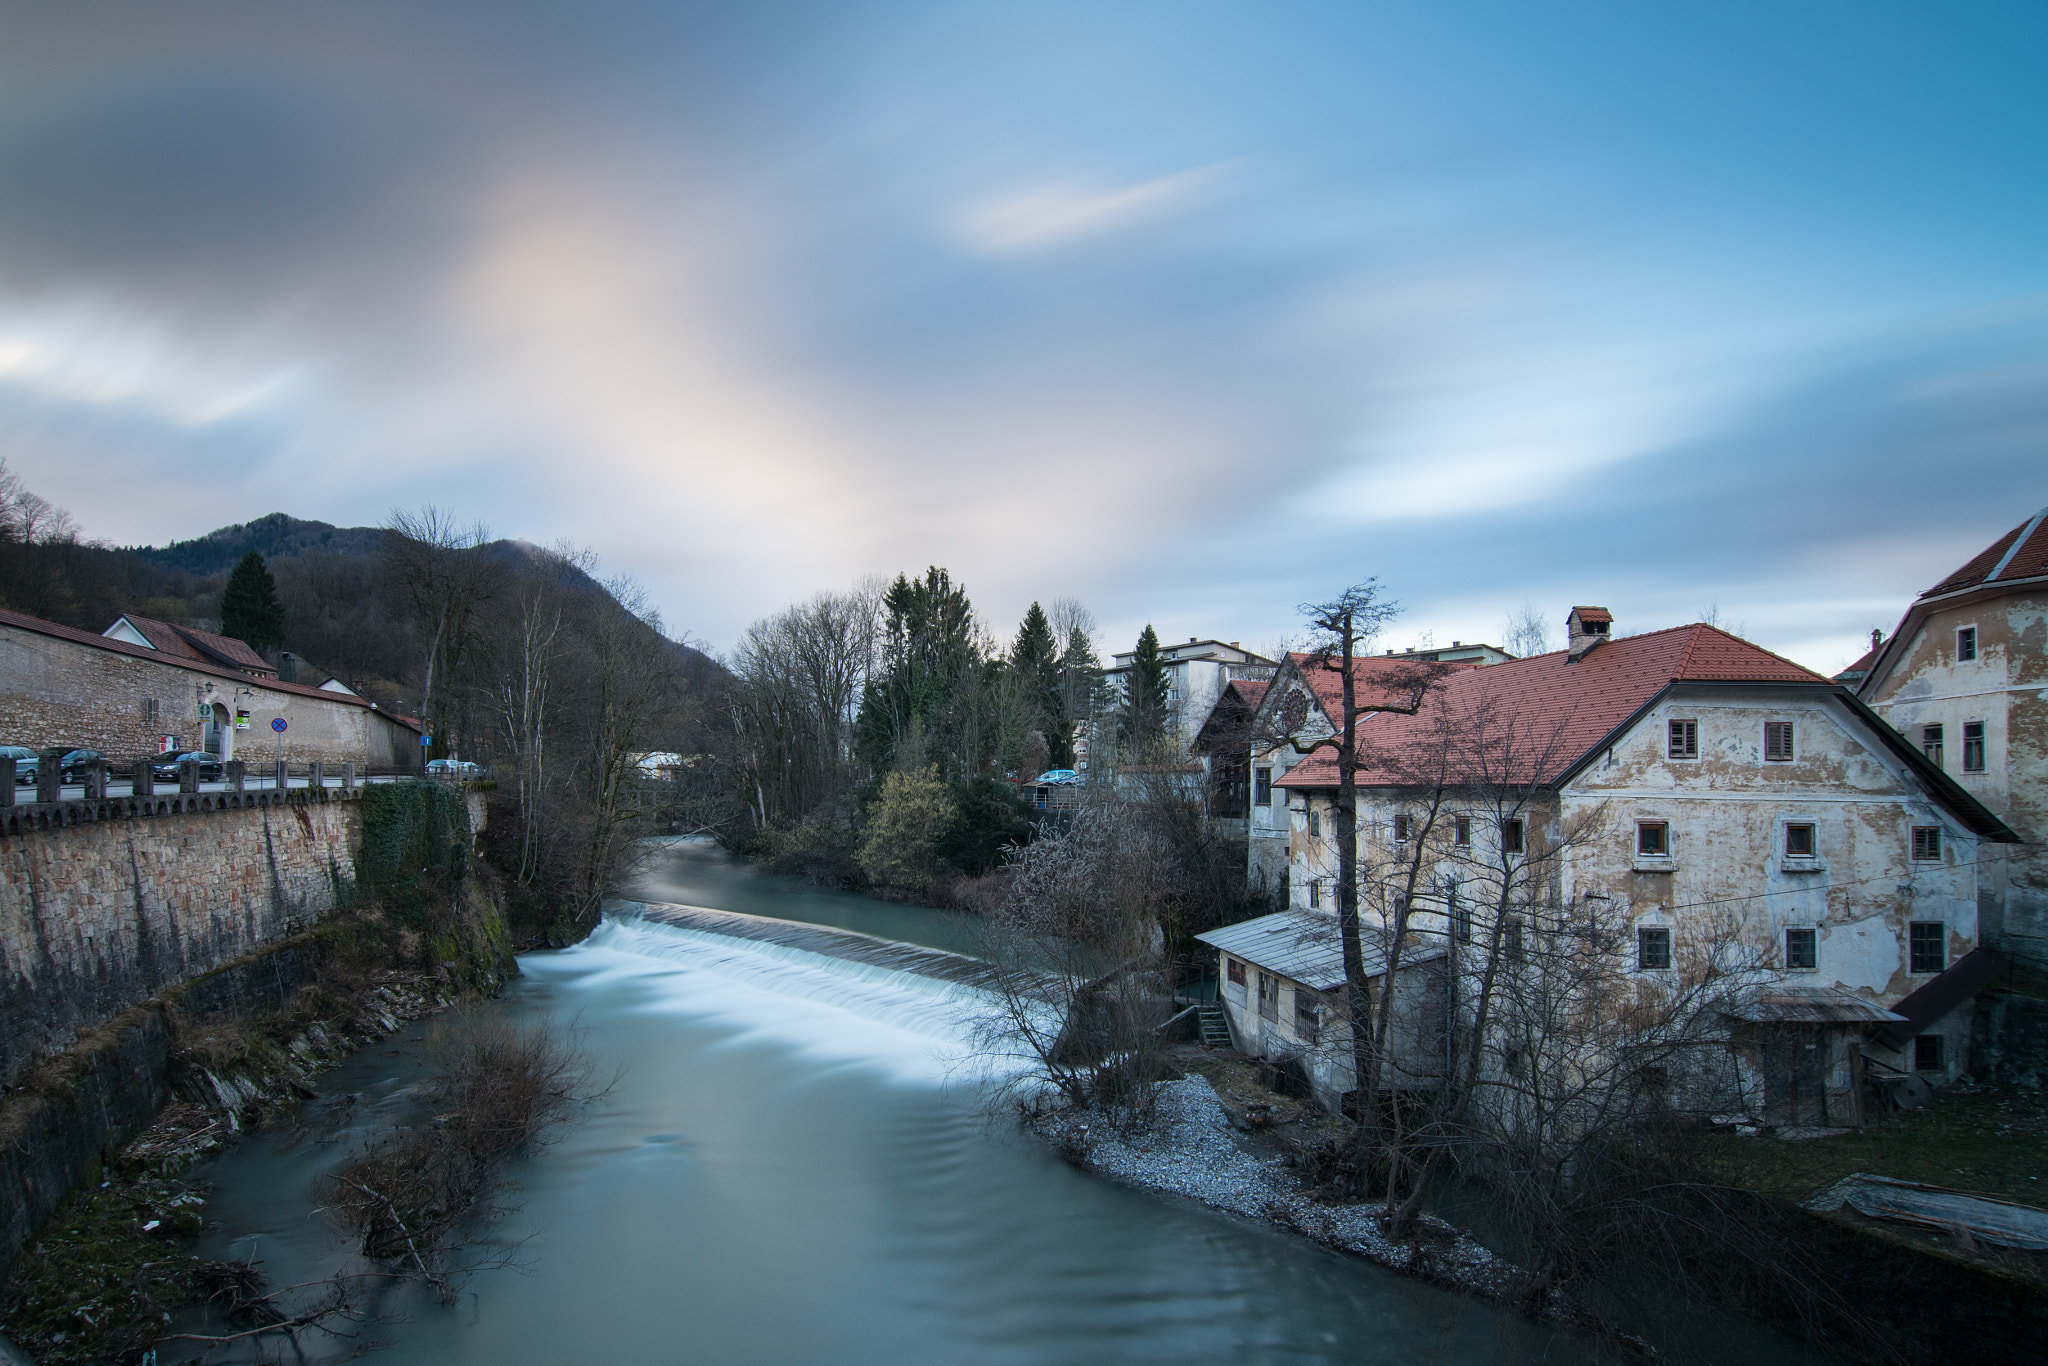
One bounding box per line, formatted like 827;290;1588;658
1985;505;2048;584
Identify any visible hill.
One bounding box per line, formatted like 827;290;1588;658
126;512;388;578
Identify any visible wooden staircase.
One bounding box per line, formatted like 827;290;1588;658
1196;1004;1232;1050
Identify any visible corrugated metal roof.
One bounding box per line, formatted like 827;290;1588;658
1195;912;1442;990
1726;986;1907;1025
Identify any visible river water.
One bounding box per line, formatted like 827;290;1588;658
182;842;1586;1364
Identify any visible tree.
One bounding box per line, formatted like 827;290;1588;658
383;506;496;757
1118;625;1170;748
855;568;982;778
1501;601;1550;658
1010;601;1061;772
1052;620;1100;769
857;767;957;895
220;551;286;653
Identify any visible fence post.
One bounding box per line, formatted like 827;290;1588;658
132;757;155;797
308;760;325;792
274;760;289;791
342;761;357;792
226;760;246;792
0;756;14;806
36;749;61;804
83;760;107;800
178;758;200;794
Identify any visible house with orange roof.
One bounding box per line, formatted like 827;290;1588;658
1856;505;2048;971
1212;607;2015;1125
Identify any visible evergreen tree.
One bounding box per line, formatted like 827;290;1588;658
1119;625;1170;749
220;550;285;652
1052;624;1100;769
1010;601;1061;766
854;567;982;778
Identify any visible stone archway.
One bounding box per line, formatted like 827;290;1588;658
207;701;235;761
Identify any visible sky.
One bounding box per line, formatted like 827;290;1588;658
1;2;2045;672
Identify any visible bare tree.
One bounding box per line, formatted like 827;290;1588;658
1501;601;1550;658
384;506;496;755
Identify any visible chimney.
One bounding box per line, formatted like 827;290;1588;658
1566;607;1612;663
278;651;299;684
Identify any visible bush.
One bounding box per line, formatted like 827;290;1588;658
936;775;1034;876
856;767;956;895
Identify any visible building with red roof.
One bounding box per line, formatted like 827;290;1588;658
0;607;420;772
1857;505;2048;972
1210;605;2013;1124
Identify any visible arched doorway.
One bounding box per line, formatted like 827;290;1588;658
207;702;235;760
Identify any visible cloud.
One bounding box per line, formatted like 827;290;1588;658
952;163;1228;255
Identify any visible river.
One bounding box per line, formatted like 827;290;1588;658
182;841;1587;1364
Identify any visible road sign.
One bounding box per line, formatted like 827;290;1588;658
421;734;432;747
271;718;288;733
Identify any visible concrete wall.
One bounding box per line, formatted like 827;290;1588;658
1868;591;2048;966
0;790;360;1087
0;619;418;770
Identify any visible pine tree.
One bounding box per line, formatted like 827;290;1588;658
1010;602;1061;765
220;550;285;652
1119;625;1170;749
1053;624;1100;768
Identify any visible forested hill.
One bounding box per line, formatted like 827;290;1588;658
125;512;389;577
0;484;720;718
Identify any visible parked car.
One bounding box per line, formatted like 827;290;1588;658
59;748;109;783
151;751;224;783
425;758;484;779
0;745;36;784
1032;768;1082;785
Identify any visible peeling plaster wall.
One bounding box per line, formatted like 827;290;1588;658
0;796;359;1087
1251;664;1333;907
1868;590;2048;967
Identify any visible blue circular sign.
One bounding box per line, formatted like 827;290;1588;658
271;717;288;733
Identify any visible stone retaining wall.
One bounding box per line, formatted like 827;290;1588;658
0;790;361;1088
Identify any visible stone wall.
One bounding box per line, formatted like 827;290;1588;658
0;790;360;1088
0;618;418;771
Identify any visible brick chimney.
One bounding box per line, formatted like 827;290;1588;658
1566;607;1612;663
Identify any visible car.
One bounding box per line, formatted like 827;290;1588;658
1032;768;1082;785
0;745;36;784
59;748;109;783
425;758;484;779
150;751;224;783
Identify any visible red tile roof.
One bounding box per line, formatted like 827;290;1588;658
1286;651;1484;727
0;607;397;714
1278;624;1828;789
1922;506;2048;598
113;614;275;675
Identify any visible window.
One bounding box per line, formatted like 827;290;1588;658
1957;626;1977;662
1504;917;1524;960
1785;823;1816;857
1454;815;1471;847
140;696;159;724
1307;808;1321;838
1963;721;1986;774
1636;821;1669;857
1255;767;1273;806
1294;990;1320;1043
1502;1047;1524;1077
1785;927;1818;971
1909;922;1947;974
1914;1034;1946;1072
1308;879;1321;909
1451;895;1472;944
1257;972;1279;1022
1922;724;1944;766
1765;721;1795;762
1501;819;1525;854
1668;718;1698;759
1393;814;1411;843
1911;825;1942;862
1637;926;1672;971
1226;958;1245;988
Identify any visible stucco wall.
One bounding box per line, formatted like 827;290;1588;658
0;620;418;770
1869;591;2048;966
0;792;360;1087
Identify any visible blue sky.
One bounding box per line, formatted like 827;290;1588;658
1;1;2044;669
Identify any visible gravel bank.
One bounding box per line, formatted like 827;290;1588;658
1037;1074;1526;1305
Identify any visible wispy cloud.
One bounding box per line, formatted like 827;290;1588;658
952;163;1228;256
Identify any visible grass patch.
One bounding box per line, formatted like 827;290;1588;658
1703;1080;2048;1210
